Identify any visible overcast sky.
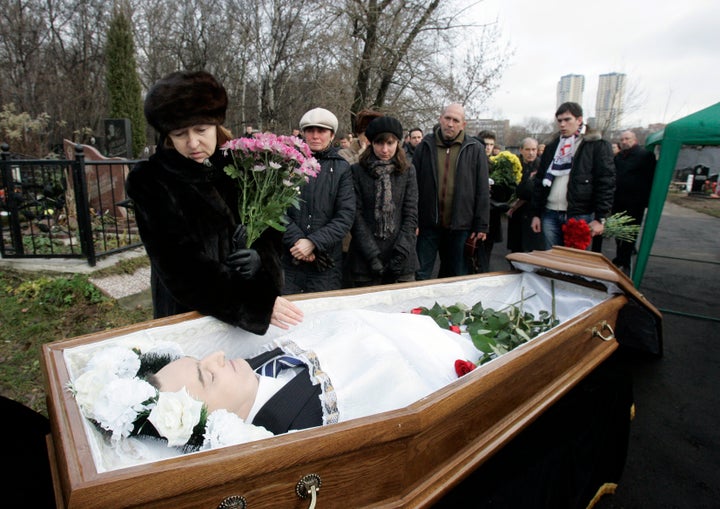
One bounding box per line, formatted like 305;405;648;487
467;0;720;127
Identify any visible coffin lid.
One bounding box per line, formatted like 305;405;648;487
507;247;661;321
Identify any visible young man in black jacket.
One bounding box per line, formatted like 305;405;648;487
530;102;615;249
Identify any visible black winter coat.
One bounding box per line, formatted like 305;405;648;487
613;144;656;212
412;128;490;233
282;146;354;292
125;145;282;335
530;128;615;220
347;160;419;280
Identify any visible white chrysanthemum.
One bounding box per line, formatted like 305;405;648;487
93;378;157;441
202;409;273;449
85;346;140;379
148;388;204;447
71;368;118;419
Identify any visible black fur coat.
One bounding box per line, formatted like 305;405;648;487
125;145;282;335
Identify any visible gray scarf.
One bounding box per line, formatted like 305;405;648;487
368;158;396;240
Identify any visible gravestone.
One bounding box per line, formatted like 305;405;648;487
105;119;133;158
63;139;130;218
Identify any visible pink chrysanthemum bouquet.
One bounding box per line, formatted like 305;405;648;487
222;133;320;247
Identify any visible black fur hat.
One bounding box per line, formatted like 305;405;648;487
144;71;228;134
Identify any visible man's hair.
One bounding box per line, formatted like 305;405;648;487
477;130;496;141
556;102;583;118
521;137;538;148
408;127;423;136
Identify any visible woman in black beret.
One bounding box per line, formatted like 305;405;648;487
126;70;303;334
346;116;419;286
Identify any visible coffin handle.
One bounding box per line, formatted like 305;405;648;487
592;321;615;341
216;495;246;509
296;473;322;508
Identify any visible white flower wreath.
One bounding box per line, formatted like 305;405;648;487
68;342;274;450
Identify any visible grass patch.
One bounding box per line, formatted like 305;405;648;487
0;268;152;416
666;191;720;218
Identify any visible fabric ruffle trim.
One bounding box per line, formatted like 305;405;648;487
278;340;339;425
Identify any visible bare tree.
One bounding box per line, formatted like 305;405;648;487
0;0;50;113
333;0;508;131
0;0;510;154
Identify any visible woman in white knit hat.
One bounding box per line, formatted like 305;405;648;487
281;108;355;294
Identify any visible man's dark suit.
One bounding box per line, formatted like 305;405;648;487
246;348;323;434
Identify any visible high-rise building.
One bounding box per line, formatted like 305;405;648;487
557;74;585;107
595;72;626;132
466;119;510;147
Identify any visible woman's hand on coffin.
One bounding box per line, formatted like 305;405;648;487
271;296;304;329
226;248;262;278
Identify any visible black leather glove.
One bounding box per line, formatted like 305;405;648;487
314;251;335;272
387;251;406;275
227;249;261;278
370;257;385;276
232;224;248;250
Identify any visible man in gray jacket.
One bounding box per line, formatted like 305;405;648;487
412;103;490;279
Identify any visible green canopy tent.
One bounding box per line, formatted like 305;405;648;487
635;101;720;287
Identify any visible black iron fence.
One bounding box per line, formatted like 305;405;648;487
0;143;143;266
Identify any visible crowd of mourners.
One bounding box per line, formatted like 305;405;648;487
124;70;657;335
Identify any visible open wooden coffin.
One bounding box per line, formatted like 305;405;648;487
42;247;661;509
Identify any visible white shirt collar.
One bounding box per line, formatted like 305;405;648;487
245;369;299;423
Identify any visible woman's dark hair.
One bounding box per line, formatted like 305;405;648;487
135;350;206;452
359;132;410;172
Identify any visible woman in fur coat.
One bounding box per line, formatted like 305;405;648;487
347;116;419;286
126;70;302;335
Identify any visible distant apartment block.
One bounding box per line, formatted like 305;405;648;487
596;72;626;131
466;119;510;147
557;74;585;107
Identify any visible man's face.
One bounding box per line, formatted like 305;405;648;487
619;132;637;151
520;141;538;163
556;113;582;137
483;138;495;156
154;351;258;417
409;130;423;147
439;105;466;140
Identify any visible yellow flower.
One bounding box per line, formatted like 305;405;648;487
489;151;523;187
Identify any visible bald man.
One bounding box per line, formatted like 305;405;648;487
412;103;490;279
611;130;656;272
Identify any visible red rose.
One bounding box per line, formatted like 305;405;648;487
449;325;461;334
410;307;424;314
562;218;591;250
454;359;476;377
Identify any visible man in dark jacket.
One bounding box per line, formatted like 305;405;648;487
611;130;656;271
412;103;490;279
403;127;423;159
530;102;615;249
282;108;355;294
507;137;544;253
